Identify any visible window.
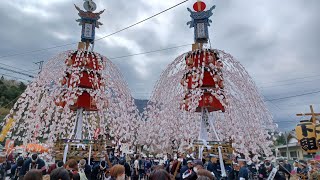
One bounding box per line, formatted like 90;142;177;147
290;151;298;158
281;152;287;157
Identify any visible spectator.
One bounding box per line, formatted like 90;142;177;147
66;159;80;180
78;159;89;180
91;160;109;180
197;169;215;180
150;169;171;180
21;154;46;176
23;169;43;180
283;159;292;179
110;164;125;180
50;167;71;180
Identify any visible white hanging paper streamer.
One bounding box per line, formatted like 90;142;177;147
88;145;92;165
218;146;227;177
267;166;278;180
63;144;69;163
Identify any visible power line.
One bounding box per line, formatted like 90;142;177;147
95;0;189;41
0;42;76;60
266;90;320;102
0;0;189;61
260;77;320;89
0;74;31;82
0;62;37;75
258;74;320;86
0;66;35;78
263;95;297;123
109;44;192;60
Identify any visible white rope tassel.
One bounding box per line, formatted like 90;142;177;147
218;146;227;177
88;145;92;165
63;144;69;163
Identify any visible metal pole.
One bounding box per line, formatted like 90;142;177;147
285;132;289;160
76;108;84;140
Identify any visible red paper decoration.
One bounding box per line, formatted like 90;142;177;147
182;49;225;112
55;50;105;111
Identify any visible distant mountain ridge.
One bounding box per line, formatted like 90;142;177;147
134;99;148;113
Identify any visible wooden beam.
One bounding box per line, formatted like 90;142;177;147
296;105;320;123
172;161;181;180
296;113;320;116
310;105;316;123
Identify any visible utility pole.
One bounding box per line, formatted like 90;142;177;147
34;61;44;74
285;131;289;160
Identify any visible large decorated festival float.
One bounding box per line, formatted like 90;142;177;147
0;0;141;163
295;105;320;155
137;0;276;177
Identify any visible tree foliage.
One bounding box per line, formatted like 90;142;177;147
0;78;27;122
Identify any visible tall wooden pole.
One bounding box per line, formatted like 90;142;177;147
172;161;181;180
310;105;316;123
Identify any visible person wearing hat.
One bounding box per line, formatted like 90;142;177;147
238;159;249;180
91;160;109;180
259;161;285;180
20;153;46;177
206;154;220;179
182;158;197;180
0;152;11;180
258;160;270;180
297;160;308;180
10;156;24;180
228;162;240;180
193;159;204;173
277;159;289;179
291;160;300;175
180;158;196;180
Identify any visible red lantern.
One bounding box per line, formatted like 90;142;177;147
193;1;206;12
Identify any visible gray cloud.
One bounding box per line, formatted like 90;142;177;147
0;0;319;131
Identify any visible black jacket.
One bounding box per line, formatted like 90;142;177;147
0;162;11;179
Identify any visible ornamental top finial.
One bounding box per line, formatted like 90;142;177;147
83;0;97;12
74;0;105;50
187;1;215;44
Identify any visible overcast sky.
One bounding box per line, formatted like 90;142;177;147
0;0;319;131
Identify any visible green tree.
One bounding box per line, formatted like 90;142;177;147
19;82;26;91
275;134;286;145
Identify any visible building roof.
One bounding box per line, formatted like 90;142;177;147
273;142;300;149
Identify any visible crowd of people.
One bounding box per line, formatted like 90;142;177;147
1;149;320;180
